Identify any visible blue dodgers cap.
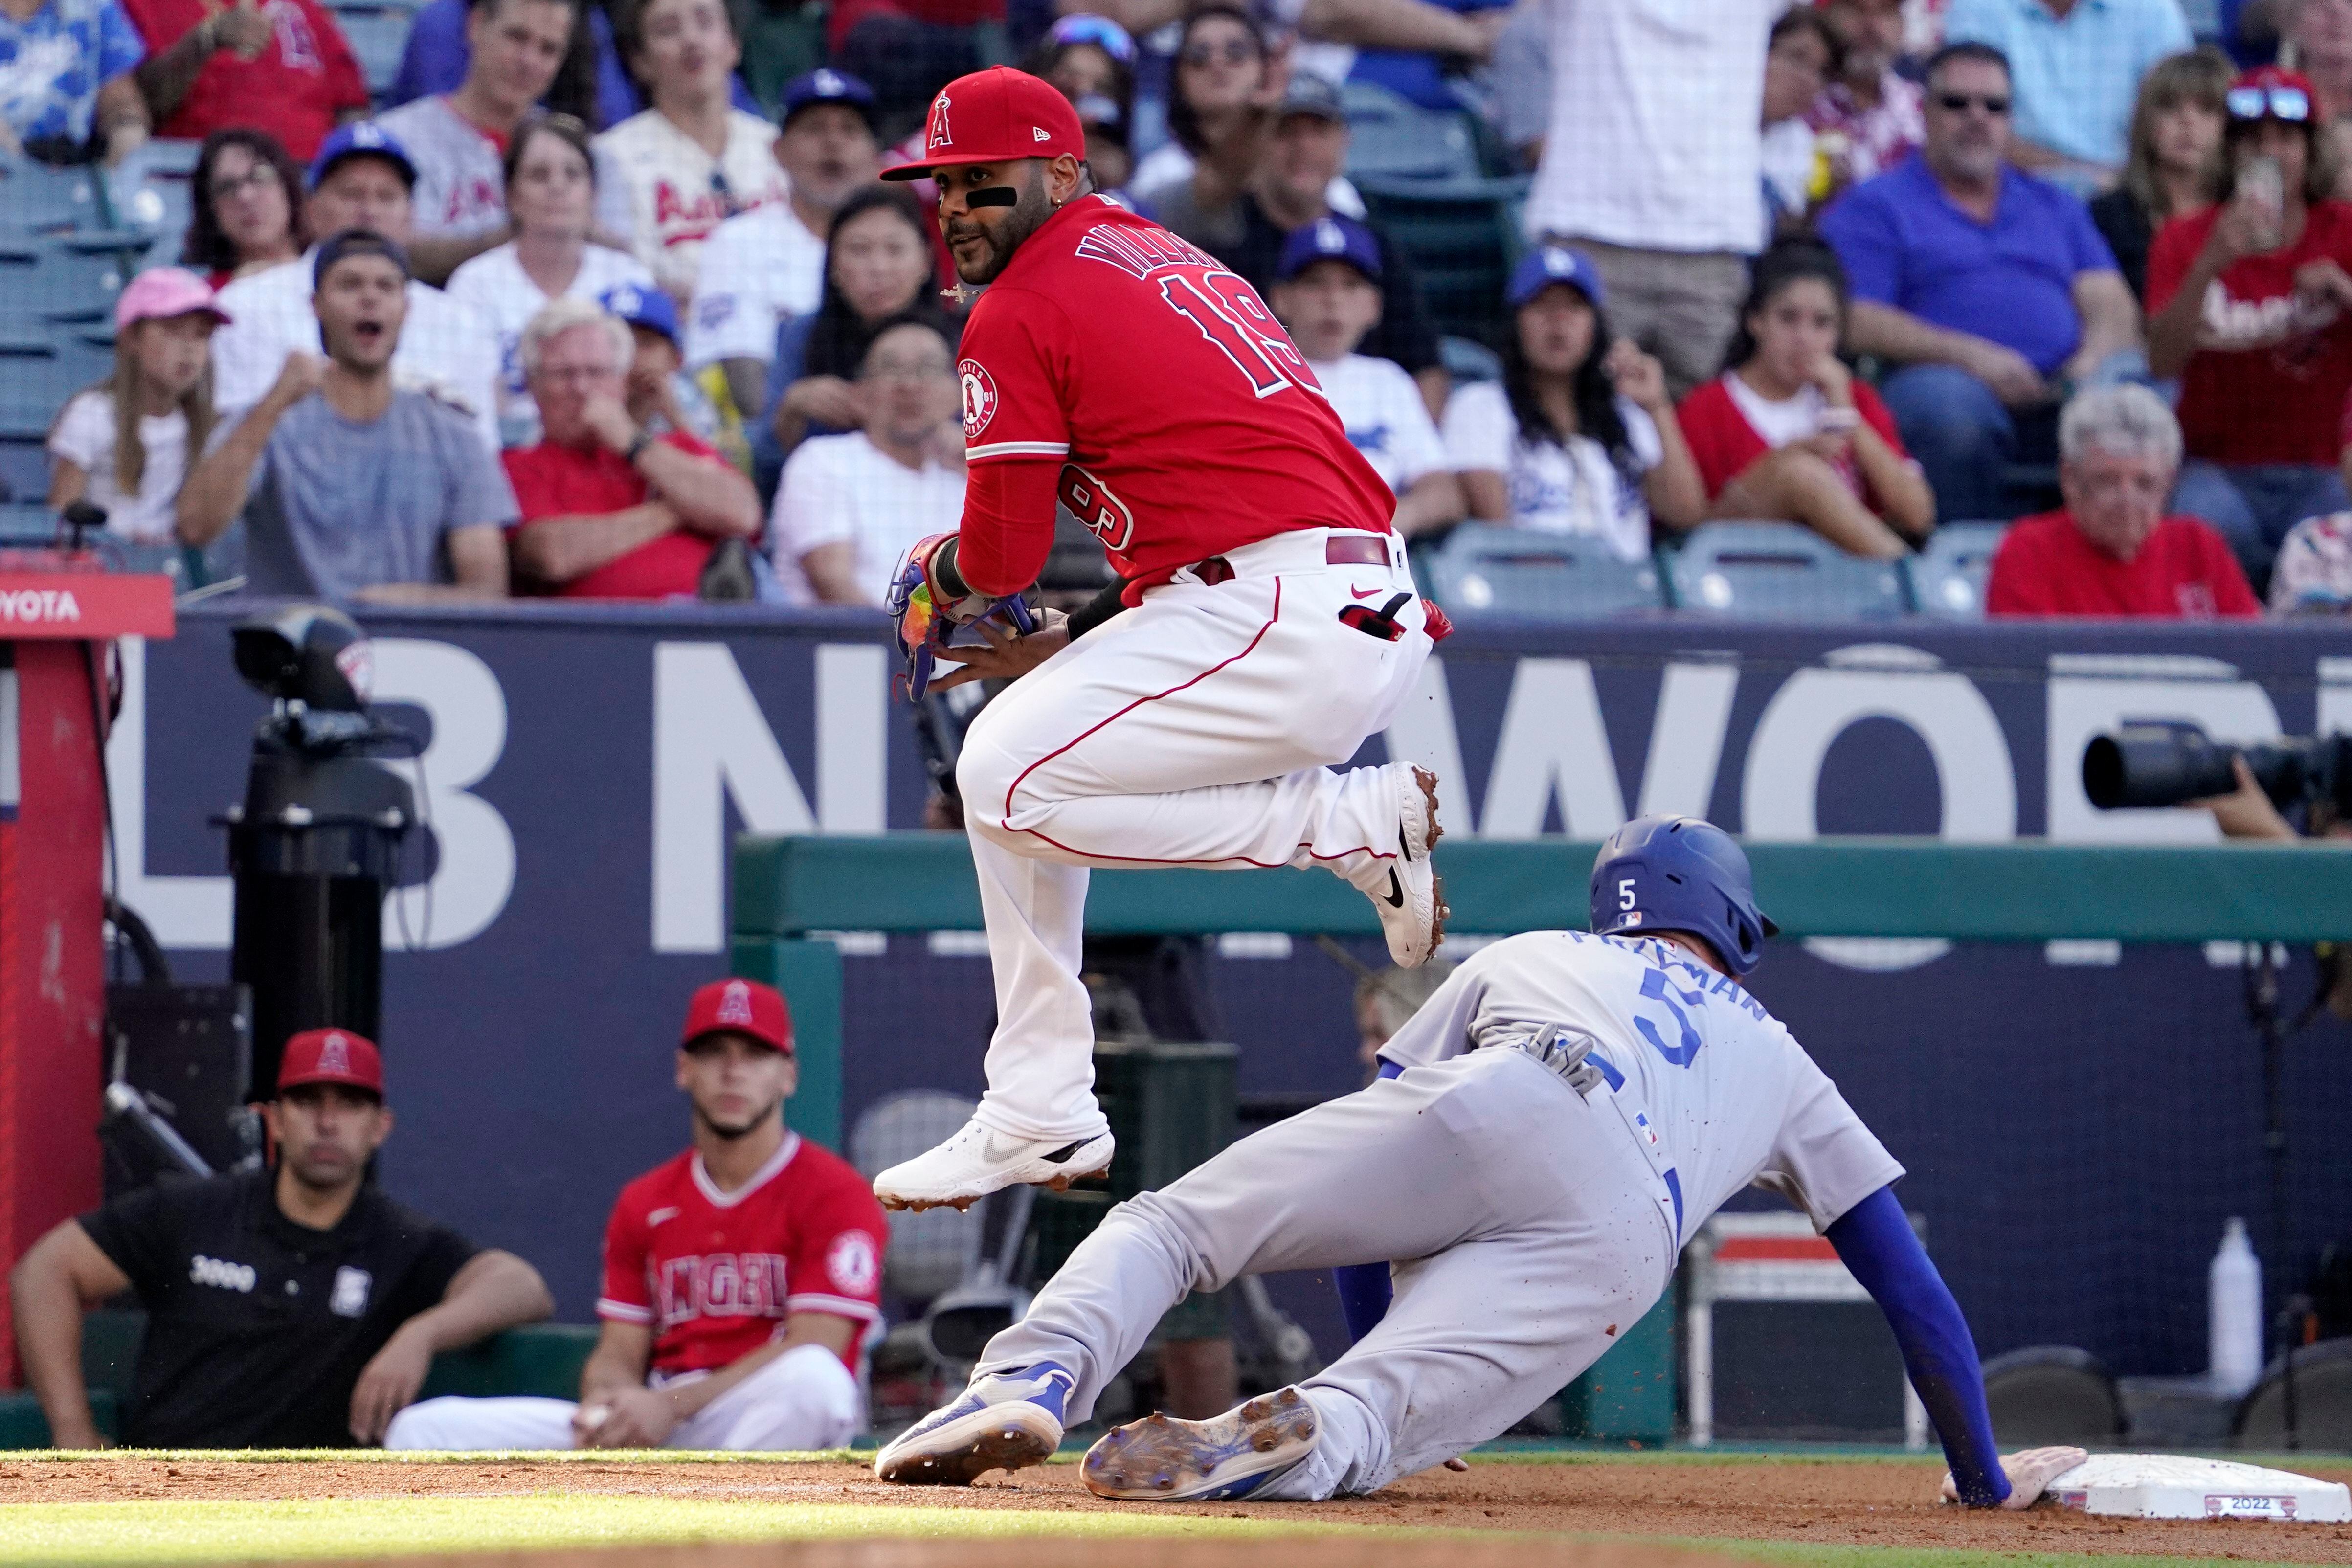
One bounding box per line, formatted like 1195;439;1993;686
600;282;679;347
313;228;411;289
1277;215;1382;283
1507;245;1605;311
308;121;417;192
780;67;877;130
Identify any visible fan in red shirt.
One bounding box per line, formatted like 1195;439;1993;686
1674;241;1935;557
867;67;1447;1214
1986;385;2261;618
502;293;762;599
2146;67;2352;582
121;0;368;160
384;979;889;1452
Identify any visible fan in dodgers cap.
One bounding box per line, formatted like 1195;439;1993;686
866;65;1450;1217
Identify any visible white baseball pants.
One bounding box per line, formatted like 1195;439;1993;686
381;1341;860;1451
974;1048;1676;1497
954;527;1434;1141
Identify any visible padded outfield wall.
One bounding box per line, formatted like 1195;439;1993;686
115;605;2352;1377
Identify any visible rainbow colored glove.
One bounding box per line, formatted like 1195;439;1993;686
887;533;1038;701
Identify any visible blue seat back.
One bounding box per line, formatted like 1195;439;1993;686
0;235;134;326
1342;82;1482;184
109;140;203;263
1902;521;2009;619
0;156;105;235
1424;523;1667;621
329;0;423;100
1354;175;1528;347
1664;521;1908;620
0;327;113;438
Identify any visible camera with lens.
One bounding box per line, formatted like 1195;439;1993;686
2083;723;2352;815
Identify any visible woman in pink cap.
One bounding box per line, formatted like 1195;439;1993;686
47;268;231;546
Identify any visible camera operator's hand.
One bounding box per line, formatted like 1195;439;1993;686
2192;755;2298;842
928;610;1069;692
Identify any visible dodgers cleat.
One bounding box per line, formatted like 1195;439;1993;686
1361;762;1446;968
1080;1387;1319;1501
872;1118;1114;1211
874;1363;1076;1485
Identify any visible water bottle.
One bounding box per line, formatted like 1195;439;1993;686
2210;1217;2264;1397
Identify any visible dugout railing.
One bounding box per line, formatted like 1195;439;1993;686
731;832;2352;1149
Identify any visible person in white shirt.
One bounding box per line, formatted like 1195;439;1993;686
448;113;655;445
211;123;504;452
687;67;881;422
592;0;787;300
1760;9;1839;236
377;0;603;285
1526;0;1781;398
1441;246;1703;562
768;317;964;605
1266;216;1460;538
47;267;228;545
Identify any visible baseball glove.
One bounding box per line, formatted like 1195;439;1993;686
888;534;1038;701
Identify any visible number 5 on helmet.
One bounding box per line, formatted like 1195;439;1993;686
887;533;1038;701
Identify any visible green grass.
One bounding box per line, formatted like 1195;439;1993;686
0;1494;2321;1568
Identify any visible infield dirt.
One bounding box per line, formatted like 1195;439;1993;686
12;1456;2352;1563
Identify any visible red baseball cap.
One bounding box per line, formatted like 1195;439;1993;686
882;66;1087;181
278;1028;385;1096
680;978;793;1055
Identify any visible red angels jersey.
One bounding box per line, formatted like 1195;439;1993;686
596;1135;887;1375
956;196;1395;586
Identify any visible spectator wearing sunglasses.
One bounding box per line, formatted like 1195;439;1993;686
1942;0;2189;191
2148;66;2352;588
1820;42;2141;523
1026;14;1137;192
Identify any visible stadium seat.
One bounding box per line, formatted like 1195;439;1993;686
851;1090;984;1304
0;435;44;500
1903;521;2008;618
330;0;426;101
0;236;136;326
1662;521;1909;620
1439;333;1501;384
2233;1339;2352;1452
1980;1345;2124;1447
1341;81;1481;184
1354;175;1528;348
0;328;114;439
0;501;59;543
1422;523;1666;620
0;155;105;235
108;139;202;263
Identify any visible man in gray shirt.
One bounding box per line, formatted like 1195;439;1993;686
179;231;515;602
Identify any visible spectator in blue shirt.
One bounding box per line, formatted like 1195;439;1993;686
1942;0;2191;190
1819;42;2143;522
0;0;146;162
388;0;761;128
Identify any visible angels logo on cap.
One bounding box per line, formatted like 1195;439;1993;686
317;1032;352;1075
716;979;756;1026
927;91;953;150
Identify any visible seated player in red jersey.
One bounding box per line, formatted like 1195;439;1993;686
387;980;888;1449
1986;386;2262;619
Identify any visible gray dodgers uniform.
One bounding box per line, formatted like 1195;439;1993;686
973;929;1903;1499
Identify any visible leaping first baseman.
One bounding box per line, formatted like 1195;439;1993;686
870;67;1447;1213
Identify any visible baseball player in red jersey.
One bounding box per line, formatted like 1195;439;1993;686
386;980;888;1450
869;67;1448;1214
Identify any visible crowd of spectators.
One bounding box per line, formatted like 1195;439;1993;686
8;0;2352;617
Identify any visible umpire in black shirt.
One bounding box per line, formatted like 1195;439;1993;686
8;1029;552;1448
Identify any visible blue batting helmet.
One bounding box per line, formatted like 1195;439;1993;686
1589;816;1778;976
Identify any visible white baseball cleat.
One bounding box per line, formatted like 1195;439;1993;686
871;1119;1114;1211
1081;1387;1320;1501
874;1362;1075;1485
1359;762;1446;968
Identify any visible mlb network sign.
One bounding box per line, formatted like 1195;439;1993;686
111;609;2351;963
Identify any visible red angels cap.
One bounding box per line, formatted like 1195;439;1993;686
681;977;794;1055
278;1028;385;1095
882;66;1086;181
